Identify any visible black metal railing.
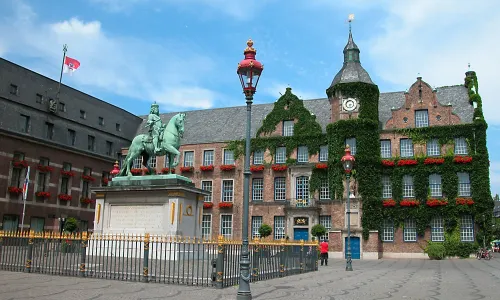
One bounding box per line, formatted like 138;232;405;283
0;231;319;288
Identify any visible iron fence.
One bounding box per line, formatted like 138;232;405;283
0;231;319;288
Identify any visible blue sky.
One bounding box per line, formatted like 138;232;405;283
1;0;500;195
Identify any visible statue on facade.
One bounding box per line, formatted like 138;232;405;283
117;103;186;177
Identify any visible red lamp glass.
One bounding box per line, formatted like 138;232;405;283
341;145;355;173
110;161;120;177
237;39;264;99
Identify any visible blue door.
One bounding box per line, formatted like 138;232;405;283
294;228;309;241
345;237;360;259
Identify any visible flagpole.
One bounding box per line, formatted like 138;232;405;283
21;166;31;232
57;44;68;99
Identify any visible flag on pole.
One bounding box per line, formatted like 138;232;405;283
63;56;81;75
22;166;30;200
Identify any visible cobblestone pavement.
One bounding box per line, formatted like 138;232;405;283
1;258;500;300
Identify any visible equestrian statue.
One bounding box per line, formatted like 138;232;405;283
118;102;186;177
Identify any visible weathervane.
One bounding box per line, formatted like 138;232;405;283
348;14;355;33
468;63;471;71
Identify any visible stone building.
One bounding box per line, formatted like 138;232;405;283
0;58;142;232
123;28;490;259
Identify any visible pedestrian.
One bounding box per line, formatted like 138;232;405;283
320;239;329;266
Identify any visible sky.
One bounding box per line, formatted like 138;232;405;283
1;0;499;195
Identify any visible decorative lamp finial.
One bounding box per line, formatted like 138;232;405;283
110;160;120;177
244;38;256;54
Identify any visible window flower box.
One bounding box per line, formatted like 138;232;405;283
37;165;54;173
382;199;396;207
82;175;96;181
102;178;109;186
400;200;420;207
12;160;28;168
130;168;142;176
58;194;72;201
219;202;233;209
203;202;214;209
60;170;75;177
456;198;474;206
200;165;214;172
180;166;194;173
80;197;94;204
220;165;236;171
424;158;445;165
426;199;448;207
315;163;328;170
8;186;22;194
161;167;176;174
397;159;418;166
271;164;287;172
250;165;265;172
453;156;473;164
36;191;50;198
381;160;395;167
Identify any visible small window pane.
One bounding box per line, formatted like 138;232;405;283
427;139;440;156
431;216;444;242
202;215;212;240
382;175;392;199
400;139;414;157
404;218;417;242
283;120;294;136
274;216;286;240
183;151;194;167
458;172;471;197
203;150;214;166
221;215;232;238
252;178;264;201
403;175;414;198
275;147;286;164
319;145;328;162
429;174;442;197
319;179;329;200
253;150;264;165
382;219;394;242
224;149;234;165
460;215;474;242
201;181;212;202
222;180;234;202
454;137;468;155
252;216;263;238
274;177;286;201
415;110;429;128
380;140;391;158
297;146;308;163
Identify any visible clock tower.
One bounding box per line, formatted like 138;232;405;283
327;16;376;122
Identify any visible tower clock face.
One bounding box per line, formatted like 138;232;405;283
342;98;358;112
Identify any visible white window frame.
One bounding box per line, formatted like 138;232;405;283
454;137;468;155
252;178;264;201
203;149;214;166
296;176;310;202
274;216;286;240
252;216;263;238
275;147;286;164
274;177;286;201
458;172;471;197
149;156;157;168
221;179;234;202
283;120;294;136
220;214;233;239
415;109;429;128
163;155;169;167
133;157;142;168
319;215;331;241
460;215;474;242
380;140;391;158
319;145;328;162
297;146;308;163
253;150;264;165
429;174;442;198
404;218;417;242
319;179;329;200
400;139;414;157
345;137;357;155
201;180;213;202
403;175;414;198
431;216;444;242
183;151;194;167
382;175;392;199
382;219;394;242
223;149;235;165
202;214;212;240
427;139;440;157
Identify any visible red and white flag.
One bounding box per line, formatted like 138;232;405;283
63;56;81;75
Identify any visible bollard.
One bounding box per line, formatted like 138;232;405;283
215;235;224;289
142;233;150;283
24;230;34;273
79;231;88;277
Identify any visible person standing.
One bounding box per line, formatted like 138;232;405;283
320;239;329;266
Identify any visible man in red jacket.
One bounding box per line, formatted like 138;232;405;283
320;239;329;266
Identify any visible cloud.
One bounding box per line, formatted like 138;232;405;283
0;1;218;111
364;0;500;123
261;82;324;101
90;0;273;20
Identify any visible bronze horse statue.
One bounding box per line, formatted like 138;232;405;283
118;113;186;177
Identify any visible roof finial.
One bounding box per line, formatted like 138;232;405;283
468;63;471;71
348;14;355;35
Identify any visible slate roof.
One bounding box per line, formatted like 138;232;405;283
136;84;473;145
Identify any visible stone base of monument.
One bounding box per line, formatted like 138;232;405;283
89;174;210;259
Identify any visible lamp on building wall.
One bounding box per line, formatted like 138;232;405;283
341;145;355;271
235;38;264;300
110;161;120;178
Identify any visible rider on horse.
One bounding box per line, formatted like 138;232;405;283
146;102;165;155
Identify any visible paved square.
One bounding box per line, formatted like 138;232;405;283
1;258;499;300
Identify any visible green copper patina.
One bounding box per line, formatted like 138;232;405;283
118;102;186;177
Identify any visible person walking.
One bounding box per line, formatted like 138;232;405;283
320;239;329;266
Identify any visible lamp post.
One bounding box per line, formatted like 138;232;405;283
341;145;355;271
236;39;264;300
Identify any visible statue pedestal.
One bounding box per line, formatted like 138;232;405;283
89;175;209;258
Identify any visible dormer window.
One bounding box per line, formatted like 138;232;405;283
283;120;294;136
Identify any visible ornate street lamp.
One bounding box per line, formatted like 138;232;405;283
341;145;355;271
236;39;264;300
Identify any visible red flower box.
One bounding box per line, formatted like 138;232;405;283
218;202;233;209
161;168;171;174
271;164;287;172
82;175;96;181
37;165;54;173
315;163;328;169
12;160;28;168
58;194;72;201
426;199;448;207
220;165;236;171
453;156;473;164
60;170;75;177
397;159;418;166
200;165;214;172
456;198;474;206
203;202;214;209
130;168;142;175
381;160;395;167
180;166;194;173
250;165;265;172
382;199;396;207
400;200;420;207
80;197;94;204
8;186;22;194
424;158;445;165
36;191;50;198
102;178;109;186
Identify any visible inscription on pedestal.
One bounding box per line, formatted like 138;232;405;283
109;205;163;230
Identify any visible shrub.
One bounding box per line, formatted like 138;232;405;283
425;242;446;260
64;217;79;233
258;224;272;239
311;224;326;240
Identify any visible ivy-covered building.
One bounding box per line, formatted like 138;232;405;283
122;28;492;259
